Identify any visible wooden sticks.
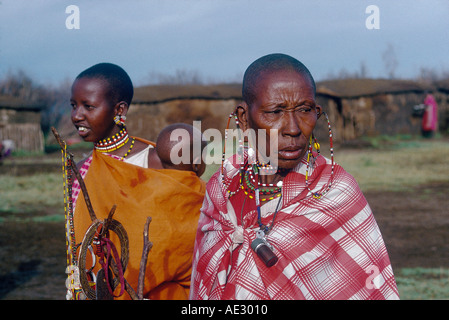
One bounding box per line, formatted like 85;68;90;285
51;127;97;222
138;217;153;300
51;127;153;300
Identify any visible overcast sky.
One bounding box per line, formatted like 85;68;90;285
0;0;448;87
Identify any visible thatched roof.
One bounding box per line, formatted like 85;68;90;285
316;78;433;99
0;94;45;111
132;78;444;104
435;79;449;93
133;83;242;104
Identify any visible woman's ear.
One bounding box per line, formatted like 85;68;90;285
316;104;323;119
235;102;249;131
115;101;129;117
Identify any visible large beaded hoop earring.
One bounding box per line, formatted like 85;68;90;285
221;110;248;197
304;111;335;199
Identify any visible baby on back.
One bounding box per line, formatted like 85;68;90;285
148;123;207;177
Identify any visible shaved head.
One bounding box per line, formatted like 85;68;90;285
242;53;316;106
156;123;197;166
76;62;134;107
156;123;206;175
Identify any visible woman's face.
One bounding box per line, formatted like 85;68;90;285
238;69;321;170
70;77;118;143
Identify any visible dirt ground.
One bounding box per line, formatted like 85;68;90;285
0;182;448;300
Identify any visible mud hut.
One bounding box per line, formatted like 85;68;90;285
314;78;448;142
0;94;45;152
59;78;448;147
128;83;242;141
129;79;448;144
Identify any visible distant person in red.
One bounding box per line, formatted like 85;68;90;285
422;93;438;138
0;139;15;161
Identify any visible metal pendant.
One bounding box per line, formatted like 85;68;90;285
251;229;278;267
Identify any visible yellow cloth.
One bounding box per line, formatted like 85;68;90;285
74;148;205;299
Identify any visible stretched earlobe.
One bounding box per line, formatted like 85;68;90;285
316;105;323;119
235;103;249;131
113;102;129;127
115;102;129;116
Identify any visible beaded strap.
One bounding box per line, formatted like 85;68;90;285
61;142;82;299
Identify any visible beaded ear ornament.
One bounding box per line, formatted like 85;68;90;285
221;112;245;197
113;115;126;127
221;111;282;199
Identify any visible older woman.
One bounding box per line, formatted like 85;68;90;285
189;53;399;300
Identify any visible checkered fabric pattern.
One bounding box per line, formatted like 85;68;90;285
189;154;399;300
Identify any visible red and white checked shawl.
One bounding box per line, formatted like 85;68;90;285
189;154;399;300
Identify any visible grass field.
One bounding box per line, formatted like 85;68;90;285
0;173;62;216
336;138;449;192
395;268;449;300
1;137;448;299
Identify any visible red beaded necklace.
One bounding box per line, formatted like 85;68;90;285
94;128;135;160
94;128;129;153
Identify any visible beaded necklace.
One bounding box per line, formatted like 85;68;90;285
121;137;135;160
226;160;283;202
94;128;129;153
244;164;282;195
94;127;136;160
255;160;277;176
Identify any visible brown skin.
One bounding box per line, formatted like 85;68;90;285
70;77;148;162
153;124;206;177
147;148;165;169
236;69;321;188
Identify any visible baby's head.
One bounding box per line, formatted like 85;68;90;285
156;123;207;177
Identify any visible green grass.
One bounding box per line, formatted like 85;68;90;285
0;173;64;214
396;268;449;300
4;137;447;212
0;213;65;224
202;137;449;192
335;139;449;191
